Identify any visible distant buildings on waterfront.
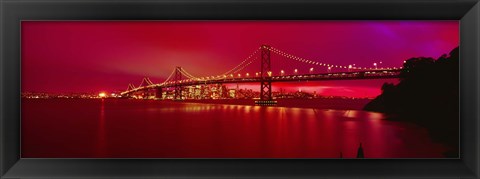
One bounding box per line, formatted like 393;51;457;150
22;84;372;100
121;84;372;100
21;92;121;99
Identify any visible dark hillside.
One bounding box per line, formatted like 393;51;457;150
364;47;459;157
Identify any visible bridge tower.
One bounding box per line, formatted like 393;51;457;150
260;45;272;101
174;66;182;100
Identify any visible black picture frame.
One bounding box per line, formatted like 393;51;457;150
1;0;479;178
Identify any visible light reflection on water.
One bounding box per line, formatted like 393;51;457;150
97;99;107;157
22;99;448;158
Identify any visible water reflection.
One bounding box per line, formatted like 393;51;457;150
97;99;107;157
22;99;448;158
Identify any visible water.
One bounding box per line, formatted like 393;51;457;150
21;99;448;158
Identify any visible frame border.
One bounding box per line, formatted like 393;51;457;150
1;0;479;178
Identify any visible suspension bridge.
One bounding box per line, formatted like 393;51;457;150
120;45;402;103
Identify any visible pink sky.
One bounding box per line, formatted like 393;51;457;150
21;21;459;97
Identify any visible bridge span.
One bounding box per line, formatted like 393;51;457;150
120;45;403;102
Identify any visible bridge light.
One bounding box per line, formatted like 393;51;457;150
280;70;284;76
310;68;314;73
348;65;352;68
238;74;241;77
373;63;377;69
267;71;272;77
246;73;249;77
294;69;298;74
230;74;234;77
255;72;259;77
403;60;406;63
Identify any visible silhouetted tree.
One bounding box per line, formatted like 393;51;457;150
364;47;459;157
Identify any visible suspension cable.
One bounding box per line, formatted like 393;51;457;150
221;47;260;75
270;46;402;70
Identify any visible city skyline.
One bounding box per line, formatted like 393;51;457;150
22;84;378;100
21;21;459;97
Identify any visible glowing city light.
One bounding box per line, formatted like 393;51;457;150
98;92;107;98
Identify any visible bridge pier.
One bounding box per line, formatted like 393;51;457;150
155;88;163;99
200;85;206;99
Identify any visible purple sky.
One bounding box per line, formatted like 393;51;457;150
21;21;459;97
